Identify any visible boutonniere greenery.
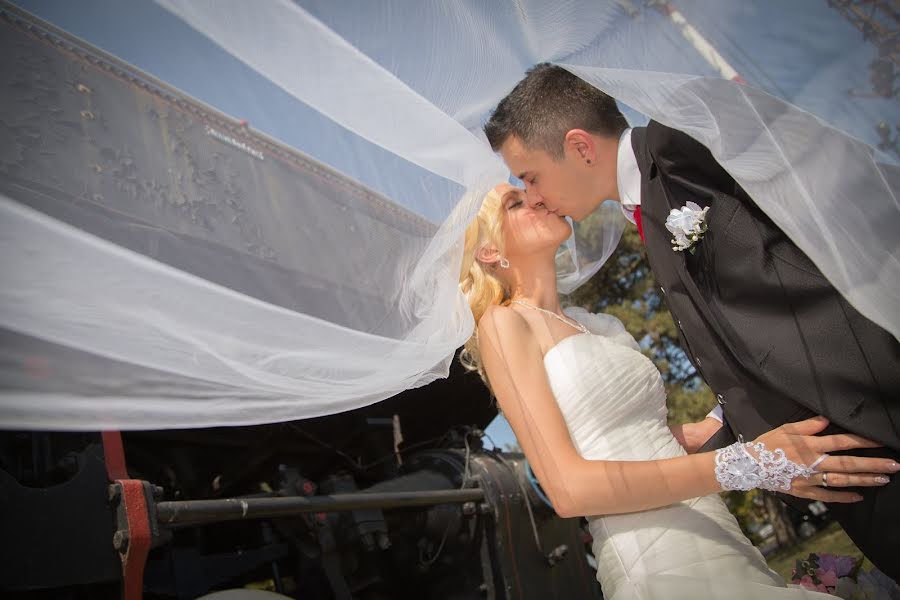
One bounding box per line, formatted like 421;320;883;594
666;201;710;254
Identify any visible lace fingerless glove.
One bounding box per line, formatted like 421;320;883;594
714;436;816;492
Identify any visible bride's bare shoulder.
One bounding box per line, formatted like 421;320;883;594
477;305;542;368
478;304;531;343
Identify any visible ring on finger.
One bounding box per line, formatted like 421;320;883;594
822;472;829;488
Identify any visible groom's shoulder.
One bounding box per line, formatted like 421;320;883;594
645;120;717;168
646;120;703;150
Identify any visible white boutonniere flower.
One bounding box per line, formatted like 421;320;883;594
666;201;710;254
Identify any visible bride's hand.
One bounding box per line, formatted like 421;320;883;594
754;416;897;503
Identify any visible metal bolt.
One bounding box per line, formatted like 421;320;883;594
112;529;129;552
477;502;493;516
462;501;477;516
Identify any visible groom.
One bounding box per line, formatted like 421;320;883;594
484;64;900;578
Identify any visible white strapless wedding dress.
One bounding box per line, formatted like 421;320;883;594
545;308;832;600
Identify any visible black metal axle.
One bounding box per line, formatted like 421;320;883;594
156;488;485;527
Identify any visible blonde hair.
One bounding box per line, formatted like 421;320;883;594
458;186;511;389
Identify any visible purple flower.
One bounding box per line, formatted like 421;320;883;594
817;553;858;578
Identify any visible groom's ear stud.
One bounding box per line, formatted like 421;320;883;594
586;159;592;164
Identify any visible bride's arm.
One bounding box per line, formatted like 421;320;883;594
477;306;894;518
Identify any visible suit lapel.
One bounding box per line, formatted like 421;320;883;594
630;127;675;259
631;125;736;360
631;127;680;284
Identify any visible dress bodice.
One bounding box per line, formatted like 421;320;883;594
543;326;683;464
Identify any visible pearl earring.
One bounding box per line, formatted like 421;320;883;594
499;257;510;269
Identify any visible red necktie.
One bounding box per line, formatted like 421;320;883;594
633;206;645;242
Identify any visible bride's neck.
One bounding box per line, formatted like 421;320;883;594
507;256;562;312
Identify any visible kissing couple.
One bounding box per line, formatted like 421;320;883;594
457;64;899;599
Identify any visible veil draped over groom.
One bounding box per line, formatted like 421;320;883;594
1;0;897;432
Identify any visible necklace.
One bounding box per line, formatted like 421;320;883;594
512;299;589;334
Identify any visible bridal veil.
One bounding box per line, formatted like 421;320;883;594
1;0;897;429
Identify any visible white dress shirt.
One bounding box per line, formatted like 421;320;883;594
616;128;642;222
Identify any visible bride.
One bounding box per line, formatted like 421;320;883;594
458;184;897;599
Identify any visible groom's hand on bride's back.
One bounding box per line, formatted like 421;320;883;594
756;416;898;503
671;417;723;454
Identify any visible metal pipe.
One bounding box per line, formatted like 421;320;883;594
156;489;485;526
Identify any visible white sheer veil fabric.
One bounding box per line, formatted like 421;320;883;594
0;0;897;430
566;66;900;338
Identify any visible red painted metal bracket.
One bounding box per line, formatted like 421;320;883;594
102;431;153;600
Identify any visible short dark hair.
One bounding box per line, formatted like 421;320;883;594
484;63;628;158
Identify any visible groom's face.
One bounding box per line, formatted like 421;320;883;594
499;135;615;222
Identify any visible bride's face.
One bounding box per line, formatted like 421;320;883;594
497;184;572;257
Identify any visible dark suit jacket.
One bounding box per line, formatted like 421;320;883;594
629;122;900;579
631;122;900;450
